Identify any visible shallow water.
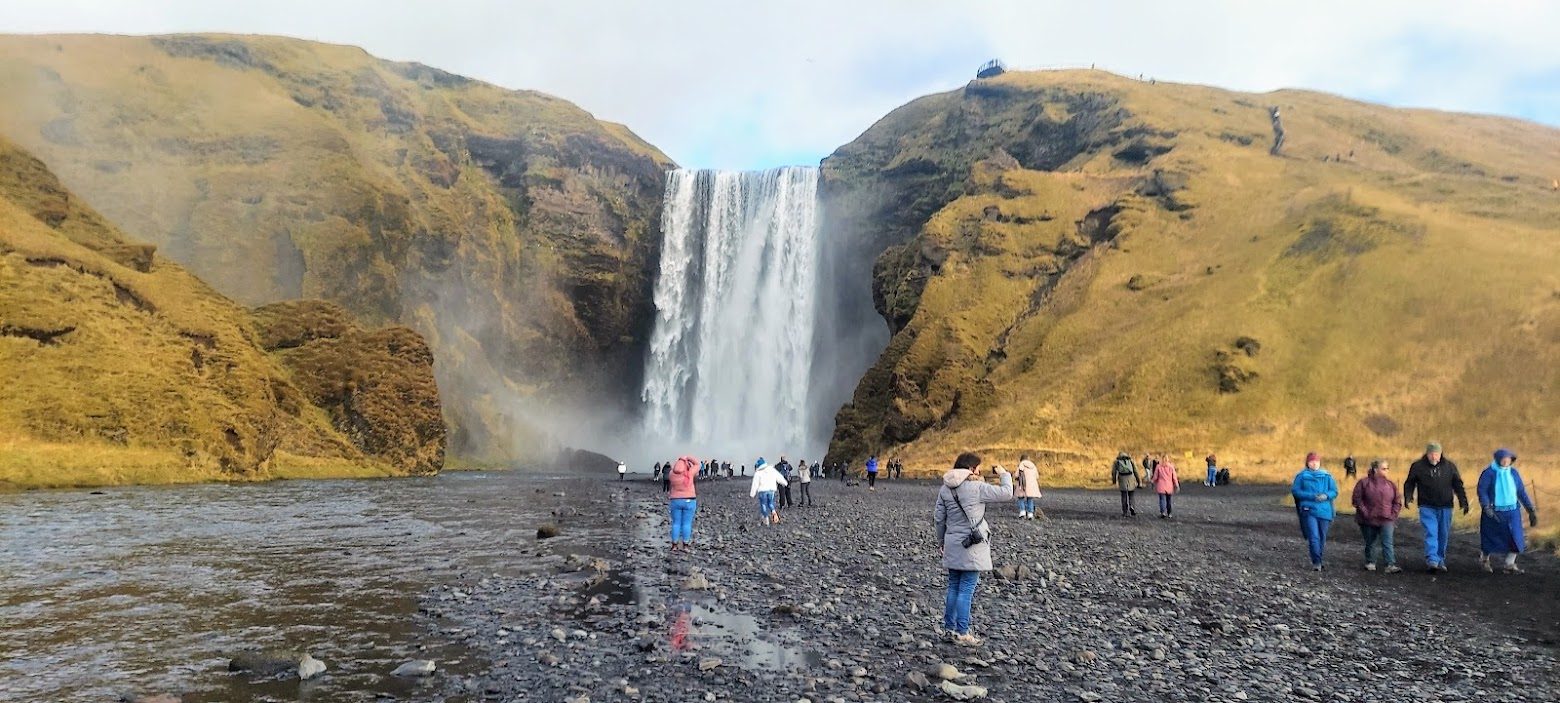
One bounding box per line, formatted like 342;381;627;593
0;472;618;702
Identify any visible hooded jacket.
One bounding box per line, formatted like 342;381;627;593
749;464;788;496
1351;468;1401;526
933;468;1014;572
1291;467;1340;521
1014;460;1042;498
866;457;880;474
669;456;698;499
1150;460;1180;494
1403;455;1468;509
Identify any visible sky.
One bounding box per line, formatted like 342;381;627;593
4;0;1558;170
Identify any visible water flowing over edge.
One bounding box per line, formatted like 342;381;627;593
639;167;823;463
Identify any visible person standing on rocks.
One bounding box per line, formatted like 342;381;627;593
1014;455;1042;520
1292;452;1340;571
617;461;627;481
796;459;814;507
866;455;880;491
1403;441;1469;573
1113;452;1142;517
1153;456;1181;518
934;452;1013;645
668;455;698;552
1476;449;1538;574
776;456;795;510
750;458;787;525
1351;459;1402;573
662;459;673;493
1344;453;1358;480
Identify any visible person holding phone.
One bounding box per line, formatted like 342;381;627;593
932;453;1013;646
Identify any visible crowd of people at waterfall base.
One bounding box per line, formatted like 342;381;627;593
637;437;1540;646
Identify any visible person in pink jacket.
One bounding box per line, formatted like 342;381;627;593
667;456;698;552
1013;455;1043;520
1152;458;1180;518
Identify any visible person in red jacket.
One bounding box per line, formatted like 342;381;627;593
1351;459;1402;573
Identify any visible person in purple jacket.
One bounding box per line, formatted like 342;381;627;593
1351;459;1402;573
1476;449;1539;574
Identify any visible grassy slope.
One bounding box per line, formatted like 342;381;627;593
0;33;674;461
824;70;1560;535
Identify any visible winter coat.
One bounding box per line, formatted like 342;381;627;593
1476;465;1535;555
866;458;879;474
1351;469;1401;526
749;465;788;496
1014;460;1042;498
796;464;812;483
1291;467;1340;521
669;456;698;499
1150;460;1180;494
933;468;1014;572
1113;454;1142;492
1403;456;1468;509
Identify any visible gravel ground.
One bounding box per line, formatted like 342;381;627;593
421;475;1558;703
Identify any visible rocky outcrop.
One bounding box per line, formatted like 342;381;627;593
0;34;674;461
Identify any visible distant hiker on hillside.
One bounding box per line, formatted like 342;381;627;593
1014;454;1042;520
866;456;880;491
796;459;814;507
1352;459;1402;573
668;456;698;552
1292;452;1340;571
1113;452;1142;517
750;458;787;525
776;456;795;510
1153;457;1181;518
1403;441;1469;573
1343;454;1358;480
933;452;1013;646
1204;454;1218;487
1476;449;1538;574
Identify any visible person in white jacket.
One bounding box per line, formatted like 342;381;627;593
750;458;789;525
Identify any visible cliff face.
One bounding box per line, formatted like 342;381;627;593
0;136;444;486
821;70;1560;476
0;34;674;461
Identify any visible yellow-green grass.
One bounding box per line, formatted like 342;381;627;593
0;440;398;490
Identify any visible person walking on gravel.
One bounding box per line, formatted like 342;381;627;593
1153;456;1181;518
1344;453;1358;480
1476;449;1539;574
775;456;794;510
1014;455;1042;520
1351;459;1403;573
1292;452;1339;571
1403;442;1469;572
933;453;1013;646
866;455;880;490
750;458;787;525
668;456;699;552
1113;452;1142;517
662;459;673;493
796;459;814;507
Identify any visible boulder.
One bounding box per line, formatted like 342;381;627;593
392;659;436;677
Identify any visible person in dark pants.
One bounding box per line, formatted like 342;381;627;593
797;459;814;506
1352;459;1402;573
1403;441;1469;572
661;459;672;493
776;456;794;509
1113;452;1142;517
866;456;880;490
1344;454;1358;480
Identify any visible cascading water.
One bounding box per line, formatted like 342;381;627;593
640;167;822;460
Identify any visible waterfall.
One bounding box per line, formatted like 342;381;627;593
641;167;822;460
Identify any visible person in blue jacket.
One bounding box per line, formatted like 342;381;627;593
866;455;880;491
1476;449;1539;574
1292;452;1340;571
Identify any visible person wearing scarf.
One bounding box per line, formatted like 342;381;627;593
1292;452;1340;571
1475;449;1539;574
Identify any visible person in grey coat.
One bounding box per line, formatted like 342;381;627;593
933;452;1014;646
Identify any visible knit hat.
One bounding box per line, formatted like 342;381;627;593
1493;448;1517;463
1426;441;1443;454
1305;452;1320;464
755;458;766;468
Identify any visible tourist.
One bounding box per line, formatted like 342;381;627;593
1153;456;1181;518
797;459;814;507
1013;455;1042;520
1292;452;1339;571
652;461;662;480
750;458;787;525
1344;453;1358;480
668;456;698;552
1204;454;1218;487
662;459;672;493
1141;453;1156;478
933;452;1013;646
1351;459;1402;573
1112;452;1142;517
617;461;627;481
839;461;849;482
1403;441;1469;573
867;455;880;491
776;456;794;510
740;464;747;476
1476;449;1539;574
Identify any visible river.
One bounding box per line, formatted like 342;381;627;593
0;472;620;702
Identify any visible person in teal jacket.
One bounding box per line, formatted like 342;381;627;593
1292;452;1340;571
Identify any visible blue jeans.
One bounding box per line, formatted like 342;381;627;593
1298;511;1332;566
1207;467;1217;485
1158;493;1173;515
1017;497;1035;513
757;491;776;519
1360;523;1395;566
944;569;980;634
1419;506;1453;566
669;498;697;543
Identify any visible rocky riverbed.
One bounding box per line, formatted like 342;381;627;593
428;476;1558;703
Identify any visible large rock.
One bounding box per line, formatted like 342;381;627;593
392;659;436;677
228;650;297;677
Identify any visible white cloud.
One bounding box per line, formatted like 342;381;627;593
3;0;1556;169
